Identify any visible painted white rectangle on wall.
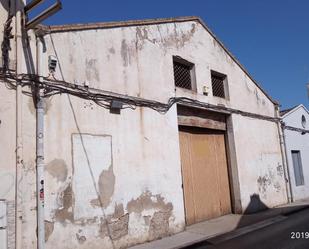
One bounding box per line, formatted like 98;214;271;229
0;201;6;228
72;134;112;220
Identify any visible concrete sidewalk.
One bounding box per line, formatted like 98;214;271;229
129;199;309;249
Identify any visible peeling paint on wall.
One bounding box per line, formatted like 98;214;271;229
121;39;133;67
85;58;100;81
46;159;68;182
44;221;54;242
149;211;171;240
127;191;173;239
100;213;129;240
55;184;74;224
127;191;173;214
90;165;115;208
98;203;129;240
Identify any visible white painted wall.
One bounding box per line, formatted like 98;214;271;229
282;105;309;201
0;0;16;202
232;115;287;209
41;94;184;249
0;1;38;247
0;49;17;249
0;200;7;249
35;20;287;248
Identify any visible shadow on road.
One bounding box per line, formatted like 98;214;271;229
236;193;269;228
236;194;308;229
183;194;309;249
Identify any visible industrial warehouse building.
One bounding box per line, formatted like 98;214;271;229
0;3;290;248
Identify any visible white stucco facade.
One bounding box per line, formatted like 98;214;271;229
0;3;289;248
282;105;309;201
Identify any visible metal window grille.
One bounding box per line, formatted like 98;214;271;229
291;151;305;186
211;73;226;98
173;61;193;90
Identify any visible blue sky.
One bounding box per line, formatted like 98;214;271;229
28;0;309;109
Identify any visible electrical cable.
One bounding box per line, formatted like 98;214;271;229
0;68;280;123
282;124;309;134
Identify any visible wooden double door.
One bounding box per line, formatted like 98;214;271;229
179;126;232;225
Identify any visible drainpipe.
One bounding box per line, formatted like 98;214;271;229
275;105;293;203
15;0;24;248
36;36;45;249
281;121;294;203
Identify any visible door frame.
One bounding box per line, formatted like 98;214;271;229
177;105;242;224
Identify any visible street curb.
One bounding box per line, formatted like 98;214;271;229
280;205;309;216
206;215;287;244
129;204;309;249
181;205;309;248
179;216;287;249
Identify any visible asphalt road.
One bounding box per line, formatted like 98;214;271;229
184;208;309;249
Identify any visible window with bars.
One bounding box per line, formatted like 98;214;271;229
173;56;195;90
211;71;227;99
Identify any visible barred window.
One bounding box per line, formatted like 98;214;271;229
211;71;227;99
173;56;195;90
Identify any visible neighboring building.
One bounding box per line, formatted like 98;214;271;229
0;3;289;249
281;104;309;201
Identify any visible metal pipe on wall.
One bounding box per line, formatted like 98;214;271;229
281;122;294;203
36;36;45;249
15;0;25;248
275;106;293;203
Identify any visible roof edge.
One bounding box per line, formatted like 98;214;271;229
41;16;201;33
39;16;278;105
281;104;309;118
